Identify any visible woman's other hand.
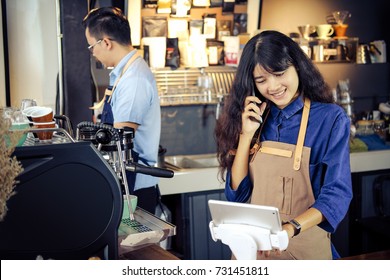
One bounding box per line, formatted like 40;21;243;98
257;249;282;258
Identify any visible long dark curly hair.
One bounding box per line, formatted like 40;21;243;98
214;30;333;181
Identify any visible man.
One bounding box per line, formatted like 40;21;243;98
83;7;161;214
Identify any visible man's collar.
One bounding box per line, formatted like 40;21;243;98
109;49;137;78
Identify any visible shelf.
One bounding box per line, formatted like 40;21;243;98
298;37;358;64
297;37;359;44
314;60;355;64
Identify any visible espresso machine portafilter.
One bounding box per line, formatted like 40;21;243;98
76;121;174;220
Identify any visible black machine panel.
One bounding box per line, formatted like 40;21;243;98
0;141;123;260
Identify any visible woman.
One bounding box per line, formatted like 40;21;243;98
215;30;352;259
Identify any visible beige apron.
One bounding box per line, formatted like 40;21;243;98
248;98;332;260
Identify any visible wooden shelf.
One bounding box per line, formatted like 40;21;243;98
142;4;247;20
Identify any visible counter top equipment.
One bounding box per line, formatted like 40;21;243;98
208;200;288;260
0;122;176;260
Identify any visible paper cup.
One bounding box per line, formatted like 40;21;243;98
22;106;42;116
33;121;56;140
30;107;53;123
122;195;138;219
22;106;36;123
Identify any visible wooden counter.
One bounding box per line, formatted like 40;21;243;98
120;244;180;260
120;245;390;260
340;249;390;260
122;245;390;260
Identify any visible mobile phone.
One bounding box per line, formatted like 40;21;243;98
250;90;263;124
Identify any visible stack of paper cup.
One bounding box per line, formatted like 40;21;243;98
25;106;55;140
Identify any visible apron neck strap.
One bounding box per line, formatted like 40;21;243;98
108;51;140;103
293;97;311;171
90;51;140;110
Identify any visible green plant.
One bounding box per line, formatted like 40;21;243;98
0;114;24;221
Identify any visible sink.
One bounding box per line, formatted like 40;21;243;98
164;153;219;169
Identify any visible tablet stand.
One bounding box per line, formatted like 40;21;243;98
209;222;289;260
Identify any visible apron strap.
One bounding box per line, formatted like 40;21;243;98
250;107;271;156
89;87;112;110
293;98;311;171
228;108;270;157
90;51;141;110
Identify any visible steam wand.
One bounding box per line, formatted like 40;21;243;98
116;140;135;221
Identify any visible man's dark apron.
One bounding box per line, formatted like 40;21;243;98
248;98;332;259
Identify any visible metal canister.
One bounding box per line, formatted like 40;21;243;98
373;120;386;141
357;44;371;64
313;45;324;62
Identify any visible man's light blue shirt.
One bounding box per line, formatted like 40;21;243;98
109;50;161;190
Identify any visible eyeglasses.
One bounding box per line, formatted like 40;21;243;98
88;39;102;53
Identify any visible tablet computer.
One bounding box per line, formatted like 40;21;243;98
208;200;283;234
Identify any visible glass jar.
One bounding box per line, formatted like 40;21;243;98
355;120;374;136
1;107;29;147
373;119;386;141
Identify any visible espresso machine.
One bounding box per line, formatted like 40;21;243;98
0;120;175;260
76;122;173;217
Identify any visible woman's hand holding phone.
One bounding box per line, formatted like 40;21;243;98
242;96;267;136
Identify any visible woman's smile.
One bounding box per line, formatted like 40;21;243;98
253;65;299;109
